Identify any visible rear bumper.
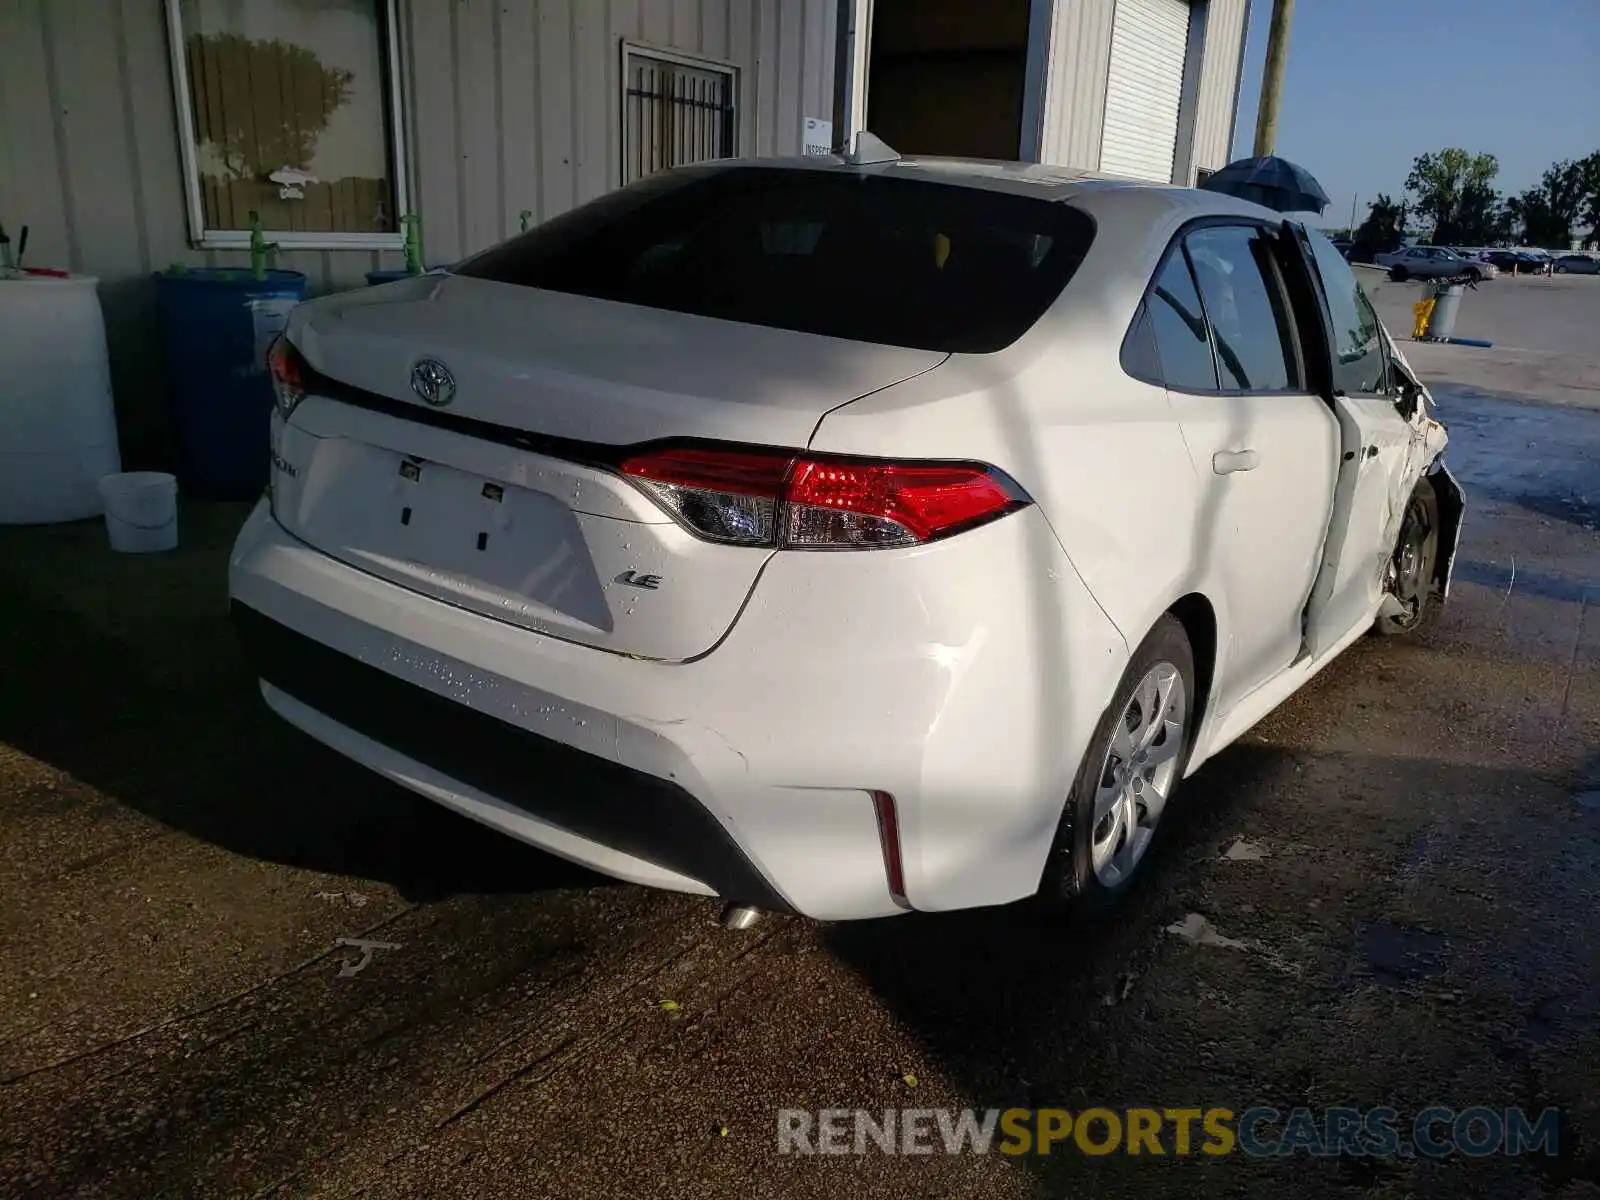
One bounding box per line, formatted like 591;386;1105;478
233;602;792;911
228;500;1128;919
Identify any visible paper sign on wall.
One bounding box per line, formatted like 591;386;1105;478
803;118;833;156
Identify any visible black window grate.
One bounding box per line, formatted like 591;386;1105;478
624;53;736;183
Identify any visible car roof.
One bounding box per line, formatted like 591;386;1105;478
726;154;1291;222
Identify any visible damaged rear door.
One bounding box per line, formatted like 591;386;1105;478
1293;226;1442;656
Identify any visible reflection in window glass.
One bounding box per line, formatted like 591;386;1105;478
1184;226;1299;392
1306;229;1387;394
460;168;1096;353
1145;251;1217;390
180;0;394;233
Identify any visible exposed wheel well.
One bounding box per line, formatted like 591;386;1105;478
1167;593;1217;736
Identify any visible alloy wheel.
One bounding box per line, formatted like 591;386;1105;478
1090;662;1188;887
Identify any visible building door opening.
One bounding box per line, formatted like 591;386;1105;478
864;0;1033;160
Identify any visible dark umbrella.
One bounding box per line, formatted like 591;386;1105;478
1199;156;1331;214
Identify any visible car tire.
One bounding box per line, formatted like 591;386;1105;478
1467;268;1483;282
1373;479;1442;637
1555;264;1567;274
1389;265;1410;282
1038;614;1196;912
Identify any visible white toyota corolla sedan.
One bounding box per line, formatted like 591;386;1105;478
231;148;1464;922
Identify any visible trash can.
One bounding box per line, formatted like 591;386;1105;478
1424;281;1465;341
154;267;306;498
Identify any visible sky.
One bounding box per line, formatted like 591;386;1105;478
1229;0;1600;230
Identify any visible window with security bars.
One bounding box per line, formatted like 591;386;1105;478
622;47;738;184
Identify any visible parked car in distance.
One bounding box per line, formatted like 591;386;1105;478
1553;253;1600;274
232;153;1464;921
1374;245;1497;281
1481;249;1534;273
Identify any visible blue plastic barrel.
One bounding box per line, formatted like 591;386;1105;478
154;267;306;498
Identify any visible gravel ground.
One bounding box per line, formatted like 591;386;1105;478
1;283;1597;1199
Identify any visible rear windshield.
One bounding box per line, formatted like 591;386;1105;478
455;166;1096;353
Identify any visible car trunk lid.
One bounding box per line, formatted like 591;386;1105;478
270;276;946;660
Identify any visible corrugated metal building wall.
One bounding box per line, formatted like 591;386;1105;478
1;0;1248;471
1032;0;1246;179
0;0;837;467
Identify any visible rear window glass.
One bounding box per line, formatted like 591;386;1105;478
455;166;1096;353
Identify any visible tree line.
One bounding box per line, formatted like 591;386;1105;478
1348;149;1600;254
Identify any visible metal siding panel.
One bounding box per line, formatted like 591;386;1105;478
1039;0;1114;170
117;0;192;277
640;0;671;44
500;2;541;237
1100;0;1189;181
457;0;501;257
700;0;730;57
538;0;579;218
1191;0;1246;170
0;1;73;271
775;0;802;156
408;0;463;262
802;0;833;135
609;0;642;41
730;0;757;156
754;0;780;157
572;0;611;200
47;0;144;278
672;0;700;46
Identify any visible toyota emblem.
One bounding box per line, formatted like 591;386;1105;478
410;358;456;407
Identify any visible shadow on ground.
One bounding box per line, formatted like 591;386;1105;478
0;510;605;904
822;722;1600;1196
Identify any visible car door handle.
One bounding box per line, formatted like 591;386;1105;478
1212;449;1260;475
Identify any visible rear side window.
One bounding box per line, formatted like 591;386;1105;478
1305;228;1387;395
1144;250;1218;391
1184;225;1300;392
456;166;1096;353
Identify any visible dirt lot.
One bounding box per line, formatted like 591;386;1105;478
2;280;1598;1198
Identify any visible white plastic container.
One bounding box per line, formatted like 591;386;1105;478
98;471;179;553
0;274;123;523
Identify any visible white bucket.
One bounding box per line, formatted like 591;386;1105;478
98;472;179;553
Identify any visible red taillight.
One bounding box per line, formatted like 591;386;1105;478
267;335;308;419
785;459;1022;547
872;791;909;904
621;447;788;545
619;445;1026;550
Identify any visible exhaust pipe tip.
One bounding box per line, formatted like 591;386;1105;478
719;904;762;931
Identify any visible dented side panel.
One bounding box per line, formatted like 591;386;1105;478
1429;459;1467;599
1300;340;1459;658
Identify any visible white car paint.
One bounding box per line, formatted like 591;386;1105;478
230;156;1456;920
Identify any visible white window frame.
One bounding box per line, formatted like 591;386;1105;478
619;41;742;186
164;0;412;251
